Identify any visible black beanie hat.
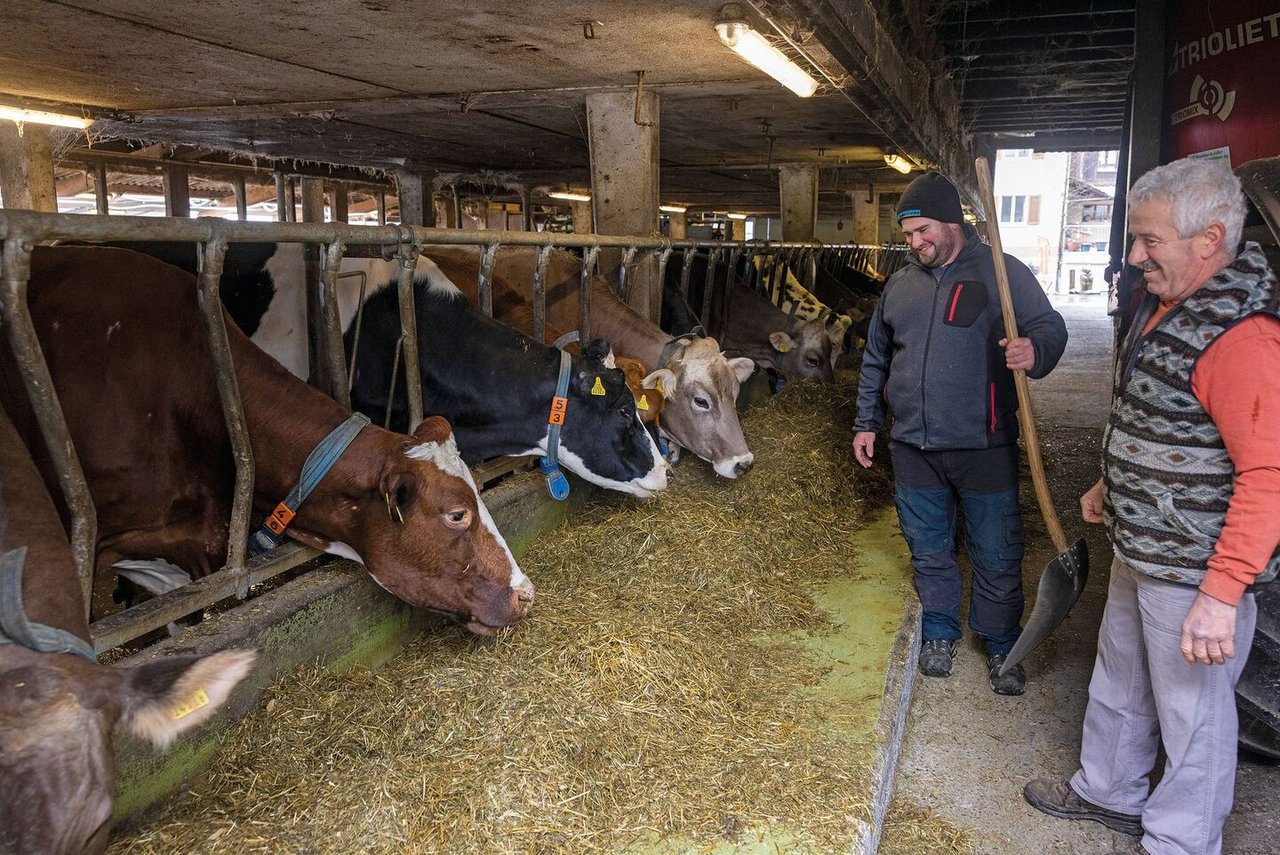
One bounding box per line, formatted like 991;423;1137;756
896;171;964;224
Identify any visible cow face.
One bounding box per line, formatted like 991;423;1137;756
642;338;756;479
0;648;255;855
304;416;533;636
768;318;835;383
553;339;669;498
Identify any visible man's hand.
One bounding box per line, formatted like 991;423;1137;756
1080;478;1105;523
1181;592;1238;665
853;431;877;468
999;336;1036;372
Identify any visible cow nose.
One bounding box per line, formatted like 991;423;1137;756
734;457;754;476
513;581;536;615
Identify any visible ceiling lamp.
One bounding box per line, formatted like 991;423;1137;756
548;190;591;202
659;204;688;214
715;5;818;98
726;212;748;220
0;104;94;129
883;153;913;174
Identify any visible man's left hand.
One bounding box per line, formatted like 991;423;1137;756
1180;592;1238;665
999;337;1036;372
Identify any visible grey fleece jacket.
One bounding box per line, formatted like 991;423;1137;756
854;225;1067;450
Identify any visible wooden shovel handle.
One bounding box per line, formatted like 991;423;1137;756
974;156;1069;554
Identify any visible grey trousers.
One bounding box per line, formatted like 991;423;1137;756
1070;557;1257;855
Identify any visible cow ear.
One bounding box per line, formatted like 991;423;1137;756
409;415;452;445
121;649;257;749
768;331;794;353
579;338;611;366
727;356;756;383
642;368;677;398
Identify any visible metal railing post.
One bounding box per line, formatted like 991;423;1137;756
580;245;600;340
320;239;351;409
394;240;424;430
533;244;553;343
477;242;498;318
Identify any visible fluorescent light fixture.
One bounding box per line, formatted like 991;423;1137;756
548;190;591;202
715;11;818;98
883;153;913;174
659;204;687;214
0;104;94;129
726;212;748;220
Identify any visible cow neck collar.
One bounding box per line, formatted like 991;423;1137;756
539;331;580;501
248;413;372;556
0;547;97;661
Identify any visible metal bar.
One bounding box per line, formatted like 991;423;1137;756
655;246;673;321
477;242;498;318
580;245;599;340
807;251;818;293
301;178;327;394
394;245;424;430
725;246;742;298
90;542;320;652
320;240;351;409
195;233;255;599
679;246;697;301
274;173;288;222
0;236;99;619
377;191;387;226
452;185;462;229
617;246;638;302
532;244;553;344
702;248;721;333
343;270;369;395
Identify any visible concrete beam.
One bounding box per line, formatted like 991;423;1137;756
0;121;58;212
779;164;818;242
395;171;427;227
786;0;978;206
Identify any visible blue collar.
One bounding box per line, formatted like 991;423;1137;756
539;331;580;501
249;412;372;556
0;547;98;661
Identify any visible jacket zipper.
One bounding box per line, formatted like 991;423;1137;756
920;270;946;448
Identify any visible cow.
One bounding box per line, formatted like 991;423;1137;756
423;246;758;479
0;246;533;637
752;256;879;348
613;356;664;426
101;241;669;499
667;251;835;384
0;403;257;855
743;255;855;363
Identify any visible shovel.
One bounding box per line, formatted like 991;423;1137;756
974;155;1089;676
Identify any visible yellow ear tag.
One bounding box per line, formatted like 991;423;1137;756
655;378;665;395
591;376;606;396
170;687;211;721
637;395;649;411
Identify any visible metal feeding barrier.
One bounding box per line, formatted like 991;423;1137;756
0;208;898;653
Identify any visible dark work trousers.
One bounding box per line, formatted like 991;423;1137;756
889;441;1025;655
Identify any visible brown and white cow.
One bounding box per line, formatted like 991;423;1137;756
0;246;532;636
424;246;757;479
0;403;257;855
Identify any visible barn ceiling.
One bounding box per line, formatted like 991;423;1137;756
3;0;1136;218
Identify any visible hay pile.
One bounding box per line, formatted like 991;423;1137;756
112;369;902;854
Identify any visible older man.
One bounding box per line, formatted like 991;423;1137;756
1024;158;1280;855
853;171;1067;695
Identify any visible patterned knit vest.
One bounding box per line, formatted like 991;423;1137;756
1103;242;1280;586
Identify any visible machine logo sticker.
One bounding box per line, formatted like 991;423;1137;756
1171;75;1237;125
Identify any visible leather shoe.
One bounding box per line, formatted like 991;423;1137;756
1023;778;1143;836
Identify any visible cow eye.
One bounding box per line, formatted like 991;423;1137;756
693;396;711;410
806;355;821;367
444;507;472;529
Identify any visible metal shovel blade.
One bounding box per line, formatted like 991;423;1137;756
999;537;1090;676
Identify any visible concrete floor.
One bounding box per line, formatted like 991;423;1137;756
882;294;1280;854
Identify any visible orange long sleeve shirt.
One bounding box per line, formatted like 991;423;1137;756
1142;306;1280;604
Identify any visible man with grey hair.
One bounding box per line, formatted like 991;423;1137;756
1024;156;1280;855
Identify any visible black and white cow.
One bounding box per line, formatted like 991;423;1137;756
107;242;669;499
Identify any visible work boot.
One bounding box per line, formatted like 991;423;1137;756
987;653;1027;696
918;638;956;677
1023;778;1143;836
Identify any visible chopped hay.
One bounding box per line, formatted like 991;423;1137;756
879;800;975;854
111;369;903;854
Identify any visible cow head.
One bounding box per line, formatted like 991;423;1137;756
293;416;533;636
767;318;835;383
553;339;669;498
0;648;255;855
641;337;756;479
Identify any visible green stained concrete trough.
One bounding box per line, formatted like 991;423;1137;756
111;482;920;854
